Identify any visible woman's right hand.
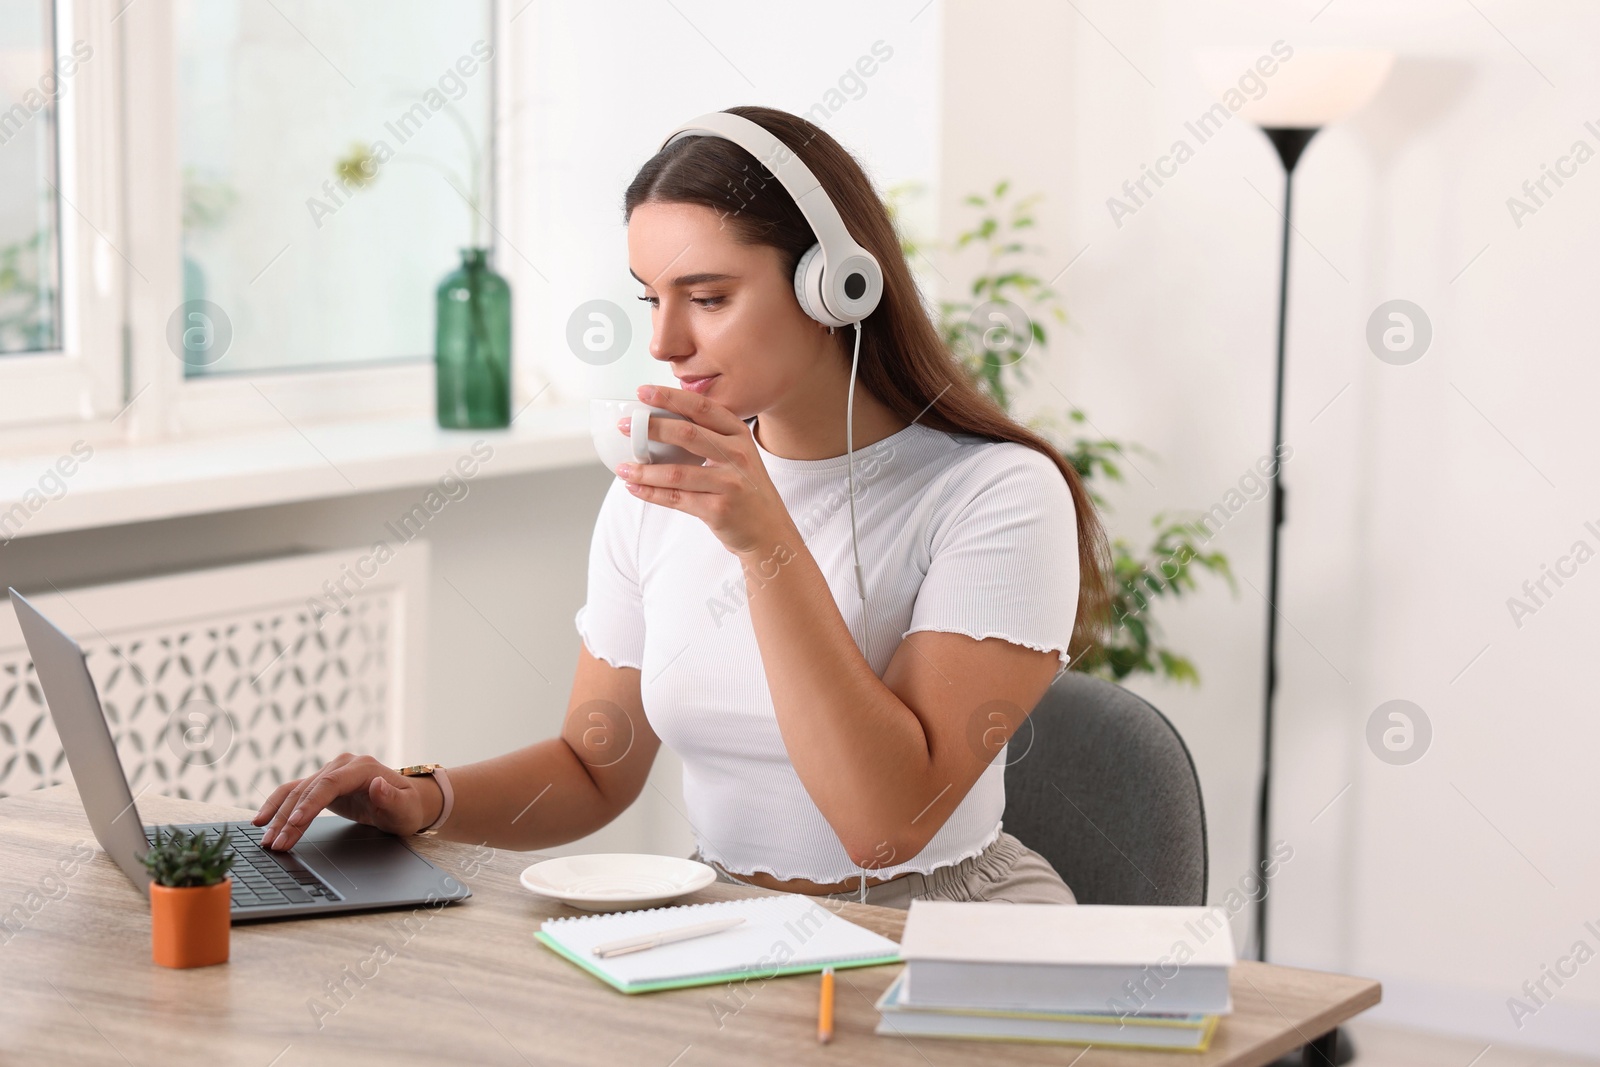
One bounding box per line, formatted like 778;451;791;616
252;753;442;851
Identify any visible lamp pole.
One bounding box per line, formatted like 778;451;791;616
1253;125;1318;966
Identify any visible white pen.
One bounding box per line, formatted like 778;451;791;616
592;917;747;958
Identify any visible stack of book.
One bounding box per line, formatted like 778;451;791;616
876;901;1236;1051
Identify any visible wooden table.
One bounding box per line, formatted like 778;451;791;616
0;786;1380;1066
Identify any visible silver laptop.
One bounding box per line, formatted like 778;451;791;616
9;588;471;921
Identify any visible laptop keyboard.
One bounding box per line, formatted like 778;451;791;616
144;823;343;910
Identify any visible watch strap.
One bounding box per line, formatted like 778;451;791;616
399;764;453;836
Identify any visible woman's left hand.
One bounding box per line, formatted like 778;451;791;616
614;384;796;559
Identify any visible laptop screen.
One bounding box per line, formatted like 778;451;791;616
9;589;153;898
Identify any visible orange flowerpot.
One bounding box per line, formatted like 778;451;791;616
151;878;232;968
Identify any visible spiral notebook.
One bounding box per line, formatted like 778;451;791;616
534;893;903;994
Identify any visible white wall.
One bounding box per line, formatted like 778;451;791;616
939;0;1599;1055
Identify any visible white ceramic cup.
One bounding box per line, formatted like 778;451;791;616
590;398;703;472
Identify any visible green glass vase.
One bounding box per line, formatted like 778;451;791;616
435;247;511;429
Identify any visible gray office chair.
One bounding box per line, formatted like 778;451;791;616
1002;670;1208;906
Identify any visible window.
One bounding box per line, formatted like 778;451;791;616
0;0;65;355
0;1;503;438
174;1;496;378
0;0;120;434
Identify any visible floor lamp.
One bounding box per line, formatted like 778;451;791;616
1194;46;1394;1067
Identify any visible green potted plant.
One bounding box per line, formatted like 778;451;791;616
140;826;235;968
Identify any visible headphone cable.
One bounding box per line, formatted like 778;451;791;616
846;319;873;906
846;320;867;605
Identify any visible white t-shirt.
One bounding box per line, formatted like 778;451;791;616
573;415;1080;882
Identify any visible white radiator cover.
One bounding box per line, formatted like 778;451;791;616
0;546;428;806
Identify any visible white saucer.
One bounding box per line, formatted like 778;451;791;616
519;853;718;912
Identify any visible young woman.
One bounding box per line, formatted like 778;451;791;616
254;105;1111;909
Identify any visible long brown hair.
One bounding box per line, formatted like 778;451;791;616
623;105;1111;667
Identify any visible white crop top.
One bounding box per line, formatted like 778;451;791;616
573;416;1080;883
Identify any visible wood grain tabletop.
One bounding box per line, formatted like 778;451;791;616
0;785;1380;1066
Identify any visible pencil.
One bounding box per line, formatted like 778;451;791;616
817;965;834;1043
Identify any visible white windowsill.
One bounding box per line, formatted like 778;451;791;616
0;404;597;541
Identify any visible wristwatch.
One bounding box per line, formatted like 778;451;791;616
398;763;454;836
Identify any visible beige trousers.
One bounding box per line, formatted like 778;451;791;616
688;830;1076;909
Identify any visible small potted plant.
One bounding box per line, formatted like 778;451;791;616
140;826;236;968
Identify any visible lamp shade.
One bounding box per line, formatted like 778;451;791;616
1193;47;1395;127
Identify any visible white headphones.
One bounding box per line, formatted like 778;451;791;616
656;111;880;609
658;112;883;328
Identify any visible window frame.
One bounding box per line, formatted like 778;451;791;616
0;0;125;435
1;0;509;450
